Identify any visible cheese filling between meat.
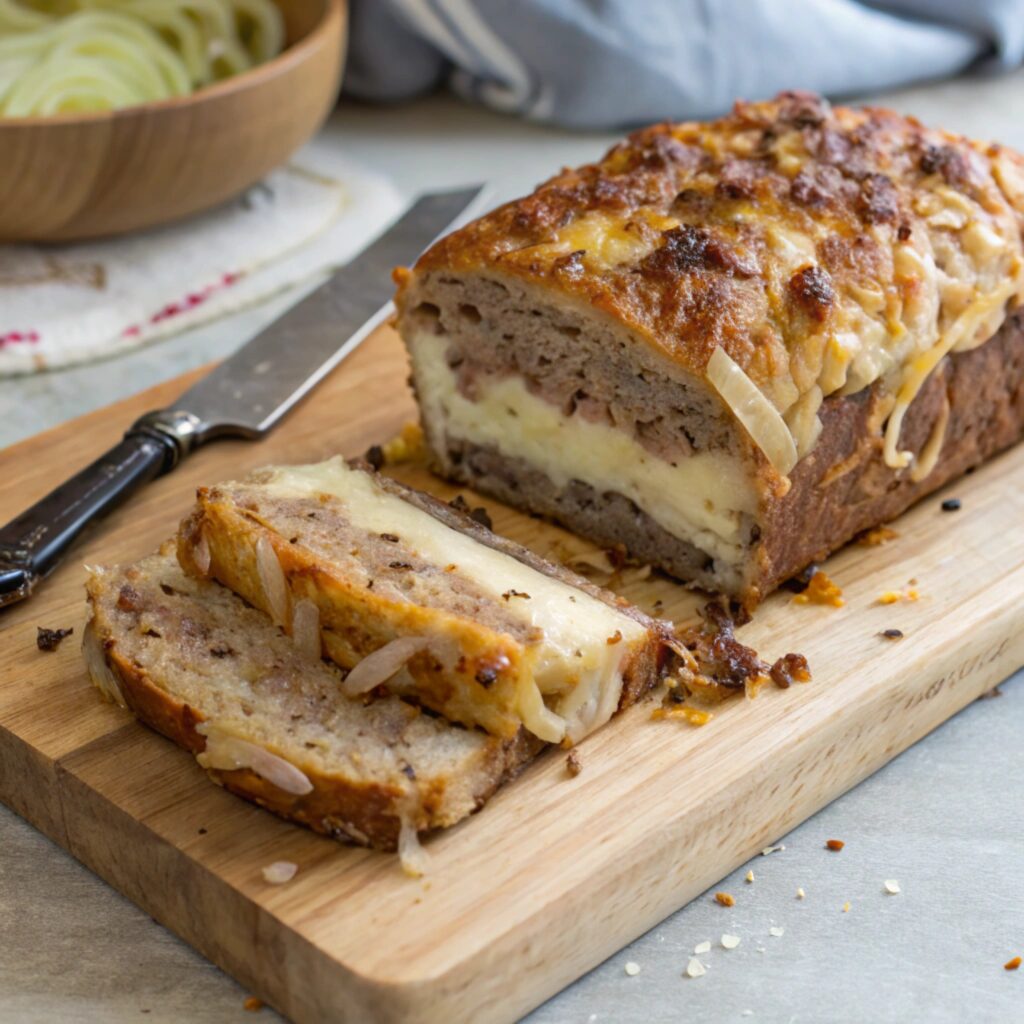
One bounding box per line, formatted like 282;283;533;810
259;458;646;744
409;331;757;572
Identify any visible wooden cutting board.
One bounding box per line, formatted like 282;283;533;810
2;325;1022;1024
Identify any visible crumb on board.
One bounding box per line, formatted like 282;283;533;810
884;880;901;895
826;839;845;852
769;652;812;689
243;996;264;1012
1005;956;1021;971
36;626;73;652
877;586;919;605
566;749;583;777
792;570;845;607
980;686;1003;699
879;628;904;640
378;422;424;465
715;892;736;907
624;961;641;976
651;705;714;726
857;525;899;546
941;497;962;512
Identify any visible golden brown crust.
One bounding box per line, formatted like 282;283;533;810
407;92;1022;384
401;91;1024;480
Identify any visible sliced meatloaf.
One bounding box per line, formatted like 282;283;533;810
177;457;672;744
394;91;1024;606
84;545;542;854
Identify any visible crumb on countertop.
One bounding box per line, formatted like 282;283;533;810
1005;956;1021;971
842;901;852;913
884;880;901;895
745;870;755;883
826;839;845;852
243;996;264;1012
715;892;736;907
685;957;707;978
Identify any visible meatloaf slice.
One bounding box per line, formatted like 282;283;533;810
84;546;542;854
177;458;671;744
395;91;1024;606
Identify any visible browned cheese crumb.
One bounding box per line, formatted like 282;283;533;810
566;749;583;777
36;626;73;652
769;653;812;688
826;839;845;852
243;996;264;1012
793;570;845;607
1005;956;1021;971
856;525;899;546
715;892;736;907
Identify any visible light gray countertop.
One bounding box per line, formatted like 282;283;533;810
2;75;1023;1023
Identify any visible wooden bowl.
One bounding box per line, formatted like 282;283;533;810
0;0;346;242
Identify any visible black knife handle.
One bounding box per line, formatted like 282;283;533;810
0;412;200;609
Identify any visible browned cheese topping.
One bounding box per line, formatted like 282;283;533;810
408;92;1024;482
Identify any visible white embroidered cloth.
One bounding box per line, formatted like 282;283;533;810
0;155;403;377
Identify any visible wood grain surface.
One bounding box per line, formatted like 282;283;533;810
0;0;346;242
1;325;1021;1023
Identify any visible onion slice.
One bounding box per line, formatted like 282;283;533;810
706;346;798;476
82;622;125;707
261;861;298;885
291;598;321;661
341;637;429;697
196;723;313;795
256;533;289;627
191;531;211;576
398;812;429;878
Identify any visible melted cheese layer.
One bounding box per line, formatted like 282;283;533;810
410;331;757;572
259;457;646;744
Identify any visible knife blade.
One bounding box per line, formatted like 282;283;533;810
0;185;486;608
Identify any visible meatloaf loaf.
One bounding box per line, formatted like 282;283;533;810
394;91;1024;606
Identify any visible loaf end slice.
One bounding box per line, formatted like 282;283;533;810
83;545;542;853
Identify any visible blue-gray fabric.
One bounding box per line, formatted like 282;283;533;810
343;0;1024;129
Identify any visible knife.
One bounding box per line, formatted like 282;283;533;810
0;185;485;609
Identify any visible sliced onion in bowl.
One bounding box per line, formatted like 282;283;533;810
256;533;289;627
341;637;430;696
291;598;321;661
706;346;798;476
